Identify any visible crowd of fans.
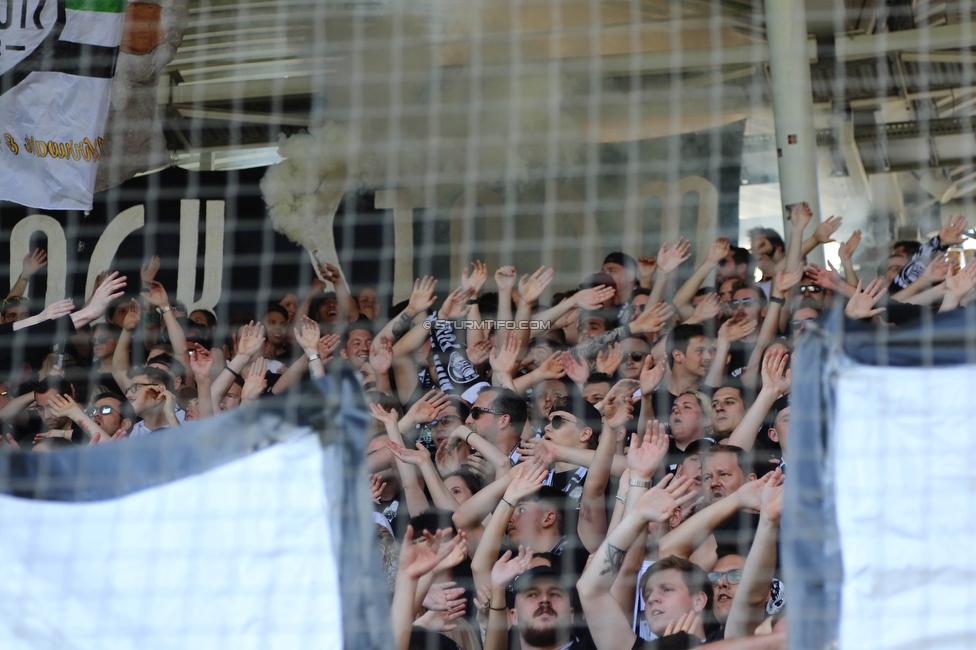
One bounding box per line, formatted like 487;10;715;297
0;202;973;649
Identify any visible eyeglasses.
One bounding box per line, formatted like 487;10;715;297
708;569;743;585
86;405;116;417
627;352;646;362
790;317;816;332
798;285;823;294
429;415;460;428
470;406;502;419
91;335;115;344
2;296;26;306
886;265;905;275
124;382;159;397
547;414;578;430
729;297;757;309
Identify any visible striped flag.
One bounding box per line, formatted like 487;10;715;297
0;0;126;210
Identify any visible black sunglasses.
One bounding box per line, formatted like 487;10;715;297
627;352;646;362
547;414;578;430
790;317;816;331
470;406;501;419
798;285;823;294
86;405;116;417
708;569;743;585
429;415;460;427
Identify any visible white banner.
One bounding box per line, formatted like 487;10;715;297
0;0;125;210
0;433;344;649
834;362;976;650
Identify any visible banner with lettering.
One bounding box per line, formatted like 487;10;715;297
0;0;125;210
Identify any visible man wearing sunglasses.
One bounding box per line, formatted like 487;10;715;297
619;337;651;381
709;554;748;639
87;392;134;437
465;387;527;463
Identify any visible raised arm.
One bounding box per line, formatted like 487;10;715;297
70;273;127;329
49;394;108;440
142;280;190;383
494;266;516;323
187;343;215;419
392;527;460;650
471;461;547;593
318;263;359;322
941;263;976;312
211;322;265;405
785;202;812;272
112;304;141;392
674;237;728;320
728;350;790;451
578;395;632;552
658;474;771;560
577;475;698;650
370;403;430;518
725;469;783;638
647;237;692;308
515;266;554;349
801;214;842;258
6;248;47;300
838;229;862;284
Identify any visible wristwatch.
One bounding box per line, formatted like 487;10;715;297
156;305;173;314
629;478;652;489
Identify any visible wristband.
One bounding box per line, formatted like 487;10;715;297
615;495;626;503
19;275;28;283
226;367;243;381
629;478;652;489
500;497;515;509
307;353;320;362
769;296;786;305
489;604;507;611
465;431;474;446
156;305;173;315
465;299;479;305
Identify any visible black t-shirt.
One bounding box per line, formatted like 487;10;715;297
713;511;761;558
12;411;87;446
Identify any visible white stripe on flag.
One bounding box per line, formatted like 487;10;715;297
61;9;125;48
0;434;344;649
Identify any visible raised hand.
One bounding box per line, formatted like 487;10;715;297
735;472;775;511
838;229;862;261
397;526;460;580
236;321;266;359
639;354;667;395
718;316;757;343
489;330;521;376
637;256;657;282
21;248;47;277
494;266;517;293
560;351;590;385
369;473;387;503
573;284;616;310
369;335;394;375
241;357;268;402
706;236;731;266
461;260;489;295
813;215;842;244
689;293;721;322
628;420;670;480
773;266;804;297
760;348;791;396
122;300;142;331
921;256;950;284
631;301;674;335
0;433;21;450
844;278;887;320
945;263;976;300
467;339;492;367
595;342;624;376
434;530;469;573
49;394;82;420
504;458;549;502
295;316;321;353
387;440;433;467
407;276;438;315
368;402;401;427
463;453;496;484
518;266;555;306
790;202;813;231
657;238;692;274
760;467;784;522
84;272;127;319
36;299;76;322
317;333;341;362
140;255;160;286
603;392;634;430
423;581;467;614
140;280;170;309
317;263;345;286
491;546;535;589
633;474;698;523
536;351;567;380
188;342;214;378
439;286;476;321
664;612;705;640
940;214;968;246
406;390;451;425
517;438;559;468
414;603;467;633
806;262;842;291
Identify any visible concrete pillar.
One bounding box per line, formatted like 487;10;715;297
764;0;822;242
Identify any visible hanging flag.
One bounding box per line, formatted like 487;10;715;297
0;0;126;210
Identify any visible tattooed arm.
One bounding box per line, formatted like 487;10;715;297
572;324;634;361
578;476;697;650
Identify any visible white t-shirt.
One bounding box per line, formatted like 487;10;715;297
129;407;187;438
